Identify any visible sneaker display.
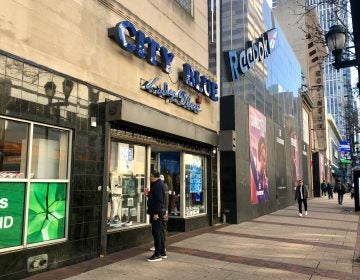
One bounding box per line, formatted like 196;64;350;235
305;211;308;216
298;213;302;217
147;254;162;262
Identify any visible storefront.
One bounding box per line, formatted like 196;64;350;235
0;1;219;278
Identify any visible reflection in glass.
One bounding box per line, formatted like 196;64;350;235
31;125;69;179
184;153;206;217
0;118;28;178
108;142;146;230
5;58;23;80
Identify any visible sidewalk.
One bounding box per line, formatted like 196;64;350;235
25;195;360;280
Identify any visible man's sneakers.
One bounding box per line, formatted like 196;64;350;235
298;212;302;217
305;211;308;216
161;253;167;259
147;254;162;262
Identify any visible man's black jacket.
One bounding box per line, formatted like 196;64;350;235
147;179;165;215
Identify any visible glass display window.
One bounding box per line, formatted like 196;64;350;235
107;141;146;230
0;118;28;179
184;153;206;217
0;116;71;252
31;125;69;179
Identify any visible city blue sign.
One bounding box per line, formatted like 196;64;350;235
140;77;201;113
109;21;219;103
224;28;278;81
108;21;174;73
182;64;218;101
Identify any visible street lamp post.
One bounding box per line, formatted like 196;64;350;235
325;21;360;213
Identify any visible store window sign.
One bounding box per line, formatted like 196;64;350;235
0;183;25;249
140;77;201;113
27;183;66;244
108;21;174;74
224;28;278;81
190;164;202;193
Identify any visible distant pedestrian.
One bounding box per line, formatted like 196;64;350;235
335;180;346;205
327;182;333;199
295;179;309;217
350;183;355;199
321;180;327;197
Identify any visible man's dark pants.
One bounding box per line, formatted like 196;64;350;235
338;192;344;204
151;216;165;256
298;198;307;213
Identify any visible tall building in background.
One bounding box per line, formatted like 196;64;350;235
220;0;310;223
307;0;352;139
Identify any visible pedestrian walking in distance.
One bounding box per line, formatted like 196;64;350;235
295;179;309;217
320;180;327;197
327;182;333;199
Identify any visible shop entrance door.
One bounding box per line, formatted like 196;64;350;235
151;146;180;217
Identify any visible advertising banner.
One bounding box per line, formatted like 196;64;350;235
249;106;269;204
340;141;351;163
0;182;25;249
27;183;67;244
290;129;299;188
319;153;325;182
301;141;309;186
275;125;286;194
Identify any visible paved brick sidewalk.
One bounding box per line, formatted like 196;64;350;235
25;195;360;280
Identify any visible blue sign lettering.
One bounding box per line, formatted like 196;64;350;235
140;77;201;114
108;21;174;73
182;64;218;101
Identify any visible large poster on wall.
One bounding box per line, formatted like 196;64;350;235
301;141;309;186
27;183;66;244
319;153;325;182
249;106;269;204
290;128;299;188
275;125;286;195
0;182;25;249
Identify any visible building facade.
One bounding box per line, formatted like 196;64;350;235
326;114;342;183
0;0;219;278
220;0;308;223
307;0;352;139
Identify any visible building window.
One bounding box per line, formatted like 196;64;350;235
184;153;206;217
0;116;71;251
175;0;192;15
107;142;147;230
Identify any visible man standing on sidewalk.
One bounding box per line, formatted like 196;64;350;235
146;171;166;262
295;179;309;217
